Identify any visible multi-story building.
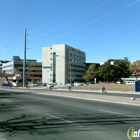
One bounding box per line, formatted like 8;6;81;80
42;44;86;85
2;56;42;85
0;60;9;72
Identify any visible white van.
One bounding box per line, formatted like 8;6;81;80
125;80;135;84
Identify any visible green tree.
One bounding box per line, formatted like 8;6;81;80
129;60;140;74
99;57;130;82
113;58;130;83
99;61;115;82
82;64;99;82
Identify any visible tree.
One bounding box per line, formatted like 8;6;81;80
99;57;130;82
113;57;130;79
99;61;115;82
129;60;140;74
82;64;99;82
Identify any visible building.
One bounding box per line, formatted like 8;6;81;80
2;56;42;85
42;44;86;85
0;60;9;72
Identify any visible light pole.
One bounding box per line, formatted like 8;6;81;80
56;55;72;84
23;29;27;87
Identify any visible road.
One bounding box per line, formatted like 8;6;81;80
0;89;140;140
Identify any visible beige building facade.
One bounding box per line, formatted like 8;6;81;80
42;44;86;85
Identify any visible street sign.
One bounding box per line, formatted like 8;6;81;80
135;81;140;92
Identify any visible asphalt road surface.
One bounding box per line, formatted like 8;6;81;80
0;89;140;140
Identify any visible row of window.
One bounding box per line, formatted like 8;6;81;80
4;70;13;73
68;69;85;73
68;59;85;64
69;53;85;60
2;64;13;68
67;74;83;78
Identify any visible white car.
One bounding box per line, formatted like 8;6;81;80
27;83;37;87
74;82;84;87
47;84;54;88
116;81;121;84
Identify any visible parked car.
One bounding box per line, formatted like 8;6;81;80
27;82;37;87
41;83;47;86
125;80;135;84
116;81;121;84
74;82;84;86
65;83;73;87
47;84;54;88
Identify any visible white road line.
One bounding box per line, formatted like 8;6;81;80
100;109;136;117
45;113;84;128
37;93;140;107
3;99;11;102
46;114;73;124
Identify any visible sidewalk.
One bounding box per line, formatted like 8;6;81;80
54;87;139;95
0;87;140;106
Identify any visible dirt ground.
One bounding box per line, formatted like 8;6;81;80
72;84;135;92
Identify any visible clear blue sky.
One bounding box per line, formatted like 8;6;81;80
0;0;140;63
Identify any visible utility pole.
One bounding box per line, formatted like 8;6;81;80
23;29;27;87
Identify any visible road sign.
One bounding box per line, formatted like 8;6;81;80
135;81;140;92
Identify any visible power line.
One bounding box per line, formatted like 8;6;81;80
38;0;112;36
54;0;140;36
31;0;90;33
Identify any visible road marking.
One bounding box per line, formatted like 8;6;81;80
37;93;140;107
46;114;73;124
3;99;11;102
45;113;84;128
100;109;136;117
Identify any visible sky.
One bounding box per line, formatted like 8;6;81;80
0;0;140;64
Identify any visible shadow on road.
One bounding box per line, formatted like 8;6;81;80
0;113;140;136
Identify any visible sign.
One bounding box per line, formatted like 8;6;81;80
135;81;140;92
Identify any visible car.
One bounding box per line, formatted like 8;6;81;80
27;82;37;87
74;82;84;86
47;84;54;88
116;81;121;84
66;83;73;87
41;83;47;86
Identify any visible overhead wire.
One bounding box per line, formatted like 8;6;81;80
30;0;140;47
55;0;140;36
31;0;90;33
38;0;112;36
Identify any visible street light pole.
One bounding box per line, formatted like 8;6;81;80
23;28;27;87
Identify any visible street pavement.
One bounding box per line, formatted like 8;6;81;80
1;86;139;106
0;87;140;140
